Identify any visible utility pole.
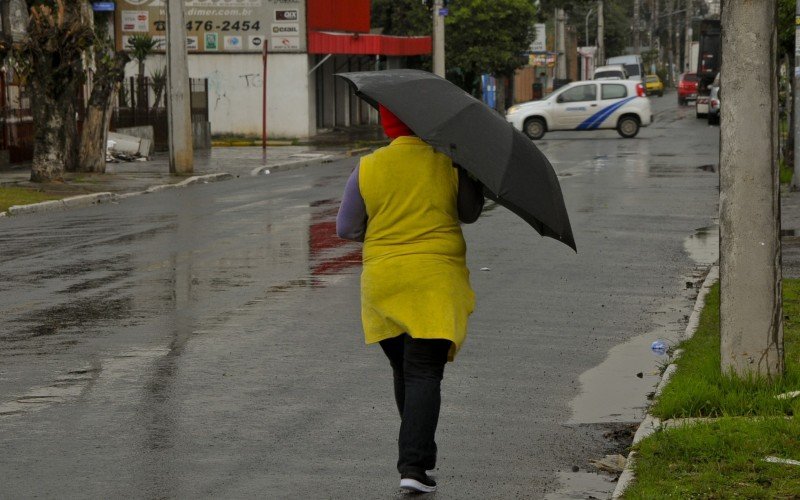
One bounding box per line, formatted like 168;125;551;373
556;8;566;80
792;0;800;190
684;0;692;72
165;0;193;174
633;0;640;54
432;0;445;77
666;0;674;86
652;0;660;72
720;0;784;378
597;0;604;65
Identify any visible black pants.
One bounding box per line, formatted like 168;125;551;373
379;334;451;475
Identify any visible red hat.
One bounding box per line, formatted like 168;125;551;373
379;104;414;138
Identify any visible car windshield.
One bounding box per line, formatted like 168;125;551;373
682;74;699;82
595;71;622;79
623;64;640;76
646;76;658;83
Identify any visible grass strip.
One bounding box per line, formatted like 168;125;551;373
625;417;800;498
623;279;800;497
650;281;800;419
0;187;64;213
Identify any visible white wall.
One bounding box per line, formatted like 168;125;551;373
126;52;313;138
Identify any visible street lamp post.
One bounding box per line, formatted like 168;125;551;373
585;7;595;46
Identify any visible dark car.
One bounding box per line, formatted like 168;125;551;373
707;86;720;125
677;72;699;105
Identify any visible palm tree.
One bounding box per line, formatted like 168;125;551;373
127;34;158;109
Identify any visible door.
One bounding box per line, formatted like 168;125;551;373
552;83;599;129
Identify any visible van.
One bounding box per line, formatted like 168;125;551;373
606;55;645;83
593;64;628;80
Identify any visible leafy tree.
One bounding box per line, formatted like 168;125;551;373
371;0;430;36
777;0;794;62
777;0;795;169
601;0;634;58
445;0;537;95
12;0;94;182
150;66;167;110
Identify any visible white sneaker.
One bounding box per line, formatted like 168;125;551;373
400;471;437;493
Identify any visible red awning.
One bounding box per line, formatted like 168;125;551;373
308;31;431;56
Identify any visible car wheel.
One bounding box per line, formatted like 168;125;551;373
678;97;684;105
658;91;663;97
524;117;546;140
617;116;640;138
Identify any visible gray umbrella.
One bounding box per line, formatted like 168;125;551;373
336;69;576;251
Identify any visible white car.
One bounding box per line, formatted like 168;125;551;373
506;80;652;140
593;64;628;80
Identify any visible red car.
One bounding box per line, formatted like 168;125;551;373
677;72;699;105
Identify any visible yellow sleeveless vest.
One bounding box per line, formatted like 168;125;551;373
359;136;475;361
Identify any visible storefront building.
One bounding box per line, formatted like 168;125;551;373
113;0;431;138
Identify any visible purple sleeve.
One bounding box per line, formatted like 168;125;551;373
457;166;484;223
336;165;367;241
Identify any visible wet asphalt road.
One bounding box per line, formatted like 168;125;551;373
0;93;719;498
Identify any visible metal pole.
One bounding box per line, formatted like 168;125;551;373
633;0;640;54
684;0;692;72
556;8;566;80
585;7;594;47
262;42;267;150
165;0;193;174
597;0;605;65
432;0;445;77
792;0;800;190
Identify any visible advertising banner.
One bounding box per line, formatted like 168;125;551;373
114;0;306;53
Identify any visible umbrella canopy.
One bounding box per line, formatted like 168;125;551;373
336;69;576;251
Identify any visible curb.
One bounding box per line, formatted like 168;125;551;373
612;264;719;499
250;154;335;176
2;173;234;217
0;147;360;218
7;192;115;216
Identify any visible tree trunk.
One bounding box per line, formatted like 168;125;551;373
64;98;80;172
78;92;114;173
30;97;67;182
23;0;93;183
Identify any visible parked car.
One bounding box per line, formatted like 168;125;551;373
606;55;646;84
697;72;720;119
707;85;720;125
645;74;664;97
677;72;699;105
506;80;652;140
593;64;629;80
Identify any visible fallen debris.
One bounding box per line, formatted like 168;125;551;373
764;456;800;466
589;454;627;474
106;132;151;162
775;391;800;401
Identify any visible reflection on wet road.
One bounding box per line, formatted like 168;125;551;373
0;93;720;498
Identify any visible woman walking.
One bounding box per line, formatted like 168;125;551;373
337;105;483;493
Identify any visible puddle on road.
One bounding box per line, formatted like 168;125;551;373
0;365;100;417
684;225;719;265
546;470;617;500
